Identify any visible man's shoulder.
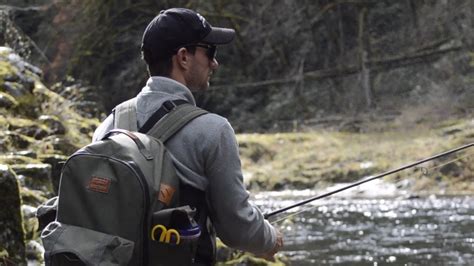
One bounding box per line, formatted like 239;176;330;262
191;112;232;131
179;111;235;140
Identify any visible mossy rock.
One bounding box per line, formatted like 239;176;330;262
0;165;26;265
37;135;79;156
0;91;19;109
13;124;50;140
2;132;38;154
39;154;68;195
11;150;38;159
216;239;288;266
0;60;19;83
0;154;40;165
20;187;49;207
25;240;44;263
12;93;41;118
38;115;66;135
11;163;53;193
4;117;49;140
21;205;39;241
2;80;32;98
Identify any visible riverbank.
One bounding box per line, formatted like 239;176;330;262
238;117;474;196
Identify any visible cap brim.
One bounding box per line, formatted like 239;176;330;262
202;27;235;45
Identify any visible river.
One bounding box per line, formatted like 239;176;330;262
253;181;474;265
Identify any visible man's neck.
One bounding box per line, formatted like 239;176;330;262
168;70;187;88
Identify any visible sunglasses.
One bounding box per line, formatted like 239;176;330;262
178;44;217;60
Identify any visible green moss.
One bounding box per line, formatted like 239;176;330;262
33;82;100;149
0;165;26;265
239;118;474;194
216;238;288;266
0;248;9;259
0;155;40;165
0;131;36;153
0;61;18;84
13;94;41;118
0;92;19;108
20;187;48;206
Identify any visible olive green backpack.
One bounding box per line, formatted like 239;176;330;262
40;98;207;265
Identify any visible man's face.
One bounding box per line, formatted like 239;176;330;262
186;46;219;92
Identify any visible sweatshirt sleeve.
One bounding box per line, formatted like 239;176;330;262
204;121;277;254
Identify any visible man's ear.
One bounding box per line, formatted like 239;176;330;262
175;47;190;70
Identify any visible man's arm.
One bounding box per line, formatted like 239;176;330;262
204;121;282;255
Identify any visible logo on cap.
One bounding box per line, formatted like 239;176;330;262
196;13;207;28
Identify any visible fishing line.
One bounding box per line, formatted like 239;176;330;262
264;142;474;220
270;204;319;225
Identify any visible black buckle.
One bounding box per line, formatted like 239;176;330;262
162;100;177;112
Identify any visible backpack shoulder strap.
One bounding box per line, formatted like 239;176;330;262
113;98;138;131
147;103;208;143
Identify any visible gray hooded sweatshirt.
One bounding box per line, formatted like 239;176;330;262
93;77;276;256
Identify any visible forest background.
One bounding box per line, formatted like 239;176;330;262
3;0;474;132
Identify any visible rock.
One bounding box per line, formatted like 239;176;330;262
38;115;66;135
50;79;105;119
11;163;52;193
12;150;37;159
13;124;49;140
0;46;14;56
20;186;48;207
25;240;44;263
21;205;39;240
0;91;18;108
0;165;26;265
2;131;33;150
2;81;30;97
39;135;78;156
21;205;37;219
39;154;67;195
0;154;39;164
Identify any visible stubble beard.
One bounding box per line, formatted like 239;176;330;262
187;66;210;92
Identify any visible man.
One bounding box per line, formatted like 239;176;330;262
93;7;283;265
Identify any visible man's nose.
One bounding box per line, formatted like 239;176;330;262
210;58;219;70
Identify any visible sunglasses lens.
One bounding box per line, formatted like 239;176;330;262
208;46;217;60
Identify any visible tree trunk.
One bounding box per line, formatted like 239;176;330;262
358;7;373;108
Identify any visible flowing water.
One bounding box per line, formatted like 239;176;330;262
253;182;474;265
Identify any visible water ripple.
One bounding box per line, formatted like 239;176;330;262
255;193;474;265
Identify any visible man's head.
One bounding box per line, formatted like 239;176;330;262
141;8;235;91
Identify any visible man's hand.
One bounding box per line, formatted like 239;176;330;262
256;228;283;261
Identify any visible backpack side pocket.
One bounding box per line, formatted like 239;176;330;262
148;206;201;265
41;222;134;266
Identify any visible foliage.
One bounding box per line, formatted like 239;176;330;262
5;0;474;132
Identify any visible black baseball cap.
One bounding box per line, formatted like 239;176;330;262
141;8;235;59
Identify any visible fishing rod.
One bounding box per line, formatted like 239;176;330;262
264;142;474;219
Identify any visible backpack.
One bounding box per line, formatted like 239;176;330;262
39;98;208;266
